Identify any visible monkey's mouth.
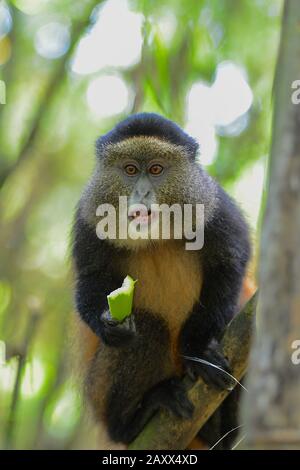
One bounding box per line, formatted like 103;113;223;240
128;205;157;226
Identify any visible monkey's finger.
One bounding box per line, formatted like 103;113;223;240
206;350;231;373
195;364;235;390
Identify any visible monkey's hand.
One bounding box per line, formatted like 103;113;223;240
99;310;137;347
184;339;235;390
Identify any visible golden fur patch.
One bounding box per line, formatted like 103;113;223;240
123;241;202;341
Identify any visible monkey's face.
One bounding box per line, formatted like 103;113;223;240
86;136;197;248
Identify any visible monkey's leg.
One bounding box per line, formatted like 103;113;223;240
107;376;194;444
101;312;193;444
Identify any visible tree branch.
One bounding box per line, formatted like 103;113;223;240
129;293;257;450
4;305;41;449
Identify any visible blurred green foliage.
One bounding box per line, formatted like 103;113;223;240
0;0;281;449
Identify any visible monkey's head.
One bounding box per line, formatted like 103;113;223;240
80;113;217;248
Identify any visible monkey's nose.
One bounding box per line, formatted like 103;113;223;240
136;189;150;199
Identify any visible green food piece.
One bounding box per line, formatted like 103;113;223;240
107;275;137;321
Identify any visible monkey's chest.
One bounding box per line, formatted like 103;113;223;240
122;242;202;337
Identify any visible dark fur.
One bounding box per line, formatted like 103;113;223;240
96;113;199;159
72;113;251;447
180;184;250;356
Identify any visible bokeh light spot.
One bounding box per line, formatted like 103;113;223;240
0;3;12;39
72;0;143;75
35;22;70;60
21;358;46;398
86;74;131;118
186;61;253;165
13;0;49;16
212;61;253;127
44;386;81;440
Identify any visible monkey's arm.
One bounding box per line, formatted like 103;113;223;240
72;214;134;345
180;187;251;387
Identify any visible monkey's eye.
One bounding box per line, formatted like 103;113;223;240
149;164;164;176
124;164;139;176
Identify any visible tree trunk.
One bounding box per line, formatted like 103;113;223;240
242;0;300;449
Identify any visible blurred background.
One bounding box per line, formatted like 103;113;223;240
0;0;282;449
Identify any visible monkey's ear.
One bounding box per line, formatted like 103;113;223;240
95;113;199;160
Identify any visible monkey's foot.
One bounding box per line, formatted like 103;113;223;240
184;339;235;390
108;377;194;444
148;377;195;419
100;310;136;347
